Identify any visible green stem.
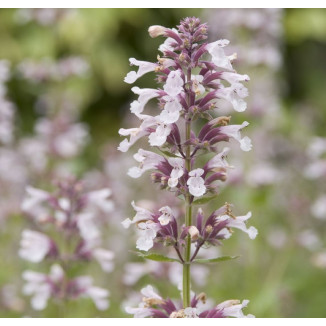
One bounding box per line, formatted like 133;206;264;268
183;67;192;308
183;193;192;307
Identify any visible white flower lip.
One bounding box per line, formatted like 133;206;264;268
124;58;157;84
187;168;206;197
19;229;52;263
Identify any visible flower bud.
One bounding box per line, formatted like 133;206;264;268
188;226;199;241
161;176;168;186
148;25;166;38
143;297;165;307
151;172;162;183
196;292;207;304
205;224;213;235
209;116;231;127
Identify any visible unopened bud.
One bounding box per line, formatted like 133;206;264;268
209;103;216;110
200;26;207;34
183;39;190;49
209;116;231;126
157;75;166;83
179;53;186;62
196;292;207;304
161;176;168;186
203;140;210;148
188;226;199;240
151;172;161;182
220;172;227;182
143;297;165;307
157;55;169;65
205;224;213;234
148;25;166;38
154;65;164;73
190;105;199;114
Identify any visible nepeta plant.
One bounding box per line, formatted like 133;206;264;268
19;179;114;313
119;17;257;318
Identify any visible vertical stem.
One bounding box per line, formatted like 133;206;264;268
183;68;192;308
183;191;192;307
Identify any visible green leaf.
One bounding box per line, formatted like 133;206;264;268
135;252;181;263
192;195;217;205
193;256;239;264
158;149;179;158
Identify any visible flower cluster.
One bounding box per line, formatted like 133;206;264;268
119;17;257;318
16;9;75;26
25;113;89;164
123;201;256;253
125;285;254;318
20;178;114;311
304;137;326;220
0;60;14;145
22;264;109;311
18;57;89;83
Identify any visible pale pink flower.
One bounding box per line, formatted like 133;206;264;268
93;248;115;273
206;39;235;71
122;201;154;229
187;168;206;197
218;212;258;240
216;299;254;318
87;188;114;213
217;83;249;112
21;186;49;212
77;212;100;242
19;230;53;263
124;58;158;84
168;157;185;188
158;206;173;225
73;275;110;310
131;87;160;114
159;100;182;124
206;147;232;171
148;122;172;147
136;221;160;251
22;264;64;311
128;149;165;178
311;195;326;220
219;121;252;151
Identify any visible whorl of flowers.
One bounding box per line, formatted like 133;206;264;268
16;9;75;26
304;137;326;220
0;60;15;145
125;285;254;318
119;17;257;318
18;56;89;83
19;178;114;311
